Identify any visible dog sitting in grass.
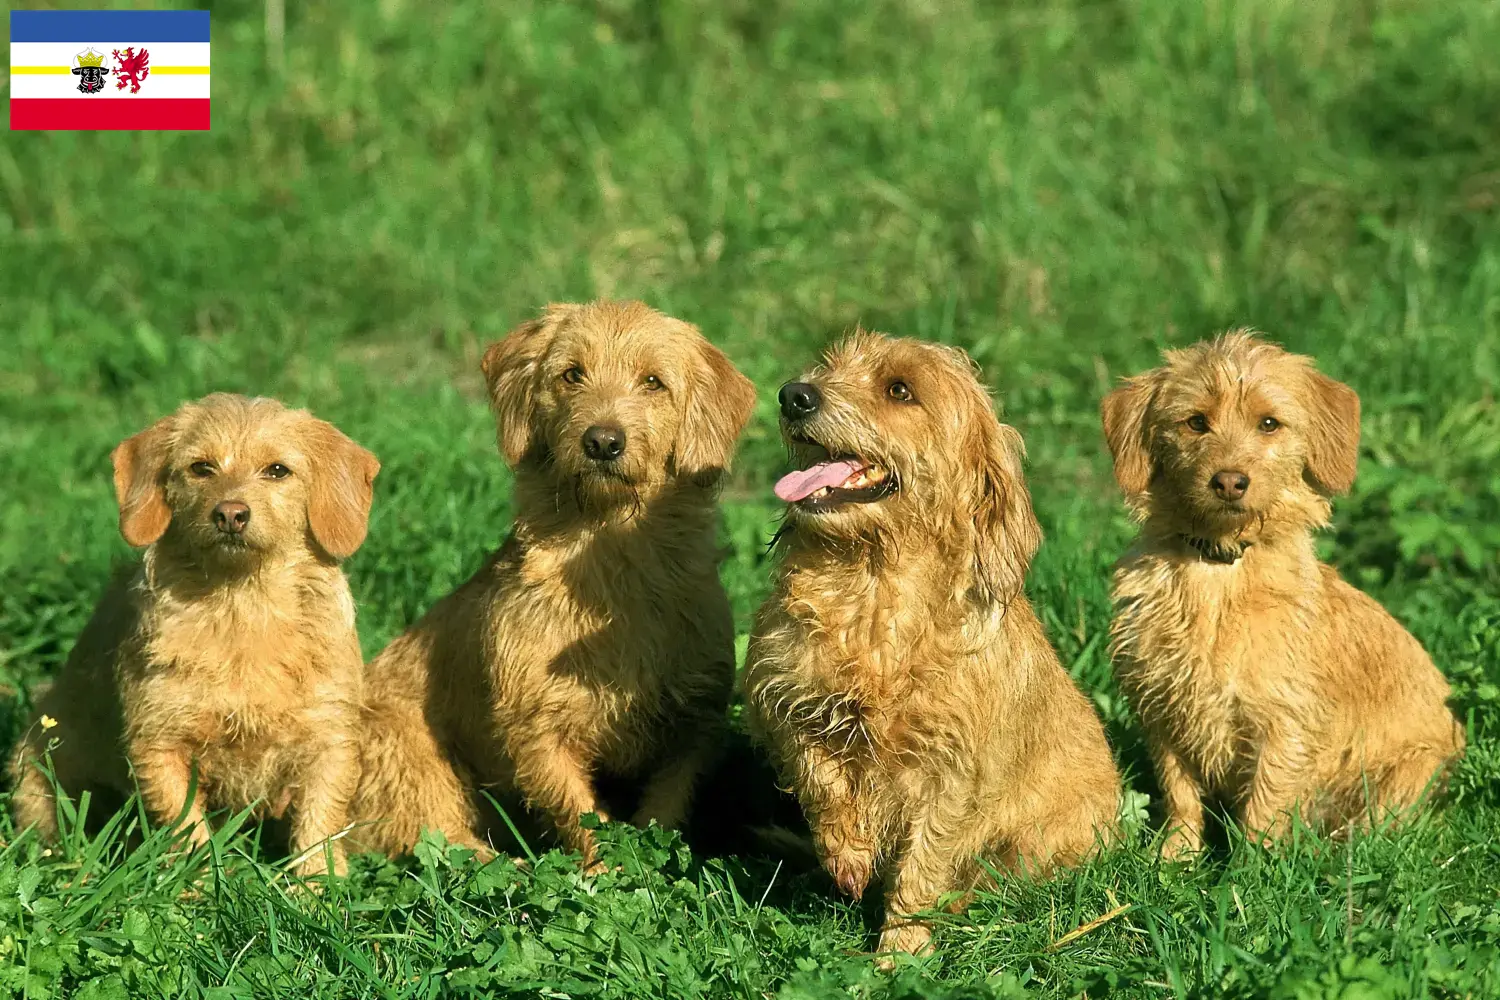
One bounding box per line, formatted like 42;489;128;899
348;301;757;870
10;394;380;878
745;331;1121;957
1101;331;1466;856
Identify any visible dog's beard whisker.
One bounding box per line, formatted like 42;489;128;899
622;480;644;524
767;518;795;552
551;466;647;525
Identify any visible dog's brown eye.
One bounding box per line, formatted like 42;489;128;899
1259;416;1280;433
1186;414;1209;433
263;463;292;480
888;381;913;402
643;375;663;391
561;366;585;385
189;461;215;478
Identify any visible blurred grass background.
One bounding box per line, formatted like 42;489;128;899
1;1;1498;996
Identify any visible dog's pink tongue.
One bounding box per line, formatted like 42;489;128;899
774;459;862;503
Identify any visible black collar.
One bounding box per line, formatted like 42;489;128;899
1182;535;1250;565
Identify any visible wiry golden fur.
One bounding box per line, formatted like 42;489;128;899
10;394;380;877
348;301;757;868
1102;331;1465;856
745;331;1121;957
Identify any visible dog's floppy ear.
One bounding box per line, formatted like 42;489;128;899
481;308;569;467
1302;369;1361;495
111;415;177;547
1100;369;1162;497
969;406;1043;606
674;331;757;488
306;419;381;560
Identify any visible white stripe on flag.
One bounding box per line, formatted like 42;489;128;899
9;41;210;69
9;73;209;99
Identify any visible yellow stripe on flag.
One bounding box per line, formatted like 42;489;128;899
9;65;209;75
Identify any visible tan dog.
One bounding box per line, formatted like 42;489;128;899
745;331;1121;957
348;300;756;868
1101;331;1465;856
10;394;379;877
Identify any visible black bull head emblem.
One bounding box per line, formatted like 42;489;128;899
72;64;110;94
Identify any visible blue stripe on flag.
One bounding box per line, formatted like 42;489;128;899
10;10;210;43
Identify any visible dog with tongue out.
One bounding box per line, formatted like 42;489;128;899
745;330;1122;961
774;457;863;504
771;378;897;514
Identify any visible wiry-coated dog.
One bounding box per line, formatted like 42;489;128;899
11;394;379;877
1102;331;1465;856
348;301;757;869
745;331;1121;957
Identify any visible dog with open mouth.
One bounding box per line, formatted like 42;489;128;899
1102;331;1465;855
348;301;757;869
745;330;1121;957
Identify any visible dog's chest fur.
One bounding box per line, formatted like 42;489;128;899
488;528;733;770
1110;546;1321;791
750;562;966;776
125;565;359;802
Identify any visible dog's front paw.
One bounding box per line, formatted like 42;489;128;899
824;850;874;900
178;820;212;853
1160;822;1204;861
1242;808;1294;849
567;829;604;873
453;834;497;864
875;920;934;962
292;843;347;882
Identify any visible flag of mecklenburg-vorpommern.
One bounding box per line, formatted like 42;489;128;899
10;10;210;130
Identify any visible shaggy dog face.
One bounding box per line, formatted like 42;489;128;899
482;300;755;516
772;330;1039;603
114;393;379;563
1101;329;1359;558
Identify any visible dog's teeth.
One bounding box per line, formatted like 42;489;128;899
839;465;887;491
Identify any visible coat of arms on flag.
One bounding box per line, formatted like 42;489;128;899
70;47;110;93
10;10;210;131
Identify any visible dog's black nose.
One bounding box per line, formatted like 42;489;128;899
1209;470;1250;501
212;500;251;534
778;382;822;419
582;424;627;462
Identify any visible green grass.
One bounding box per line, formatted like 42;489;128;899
3;0;1499;995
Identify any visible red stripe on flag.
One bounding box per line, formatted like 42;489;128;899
10;99;210;131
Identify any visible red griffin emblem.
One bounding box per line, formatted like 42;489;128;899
111;46;151;94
